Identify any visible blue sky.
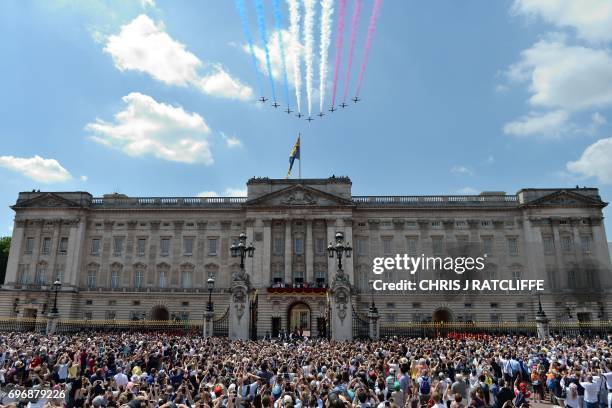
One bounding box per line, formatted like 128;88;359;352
1;0;612;238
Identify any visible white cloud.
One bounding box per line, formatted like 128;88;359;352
0;155;72;183
457;187;479;195
105;15;252;100
86;92;214;164
247;29;302;85
450;165;473;176
197;191;219;198
80;175;88;182
221;132;242;148
507;38;612;111
512;0;612;43
566;137;612;184
225;188;247;197
197;188;247;197
503;110;569;137
140;0;155;7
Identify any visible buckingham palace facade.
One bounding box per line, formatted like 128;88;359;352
1;176;611;338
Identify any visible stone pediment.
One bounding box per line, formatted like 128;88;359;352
246;184;353;208
12;193;84;209
523;190;606;208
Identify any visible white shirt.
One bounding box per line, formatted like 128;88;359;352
580;377;602;403
603;372;612;390
114;372;129;387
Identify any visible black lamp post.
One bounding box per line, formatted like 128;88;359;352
230;232;255;271
207;277;215;312
368;279;377;313
50;280;61;314
327;232;352;272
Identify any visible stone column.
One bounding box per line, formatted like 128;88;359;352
306;220;314;284
590;217;612;288
202;310;214;337
263;220;272;285
368;308;380;340
65;217;86;289
551;219;566;288
229;277;251;340
330;272;352;341
4;219;26;287
535;298;550;340
284;221;292;284
48;220;62;284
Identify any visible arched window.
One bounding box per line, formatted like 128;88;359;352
110;263;122;289
157;262;170;289
87;263;99;289
181;263;194;288
133;263;146;289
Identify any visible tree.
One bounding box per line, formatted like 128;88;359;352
0;236;10;285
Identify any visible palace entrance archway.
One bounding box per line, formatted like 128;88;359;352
288;302;311;336
432;308;453;323
150;305;170;321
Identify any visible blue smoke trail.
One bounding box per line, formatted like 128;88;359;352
254;0;277;103
235;0;264;98
272;0;290;108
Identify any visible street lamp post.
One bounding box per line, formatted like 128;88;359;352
230;232;255;273
50;280;61;314
207;277;215;312
327;232;352;272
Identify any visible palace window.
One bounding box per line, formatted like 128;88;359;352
208;238;218;256
567;269;577;289
36;264;47;285
181;270;192;288
84;312;92;320
482;237;493;255
25;237;34;254
272;267;284;284
560;235;572;252
18;264;29;284
382;238;393;255
407;238;417;256
137;239;146;256
543;235;554;255
91;239;100;256
481;220;491;228
357;238;369;256
134;270;143;288
106;311;116;320
432;237;443;256
41;237;51;255
113;237;124;256
490;314;501;322
431;221;441;229
455;220;467;229
183;237;194;256
111;270;120;289
55;270;64;284
160;238;170;256
315;238;326;255
580;235;592;254
273;238;284;255
58;237;68;254
315;269;327;287
507;238;518;256
511;269;522;280
159;270;167;288
293;269;304;285
87;269;97;289
294;238;304;255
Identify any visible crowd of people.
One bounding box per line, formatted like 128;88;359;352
0;332;611;408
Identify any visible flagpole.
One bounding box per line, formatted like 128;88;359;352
299;133;302;179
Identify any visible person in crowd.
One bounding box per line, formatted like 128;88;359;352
0;332;610;408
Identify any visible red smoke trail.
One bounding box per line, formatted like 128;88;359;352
330;0;347;108
355;0;382;97
341;0;362;104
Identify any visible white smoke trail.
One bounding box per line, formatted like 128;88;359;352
303;0;315;117
287;0;302;114
319;0;334;113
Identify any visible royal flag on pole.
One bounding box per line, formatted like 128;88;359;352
287;135;301;178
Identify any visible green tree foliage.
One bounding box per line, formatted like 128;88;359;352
0;236;10;285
